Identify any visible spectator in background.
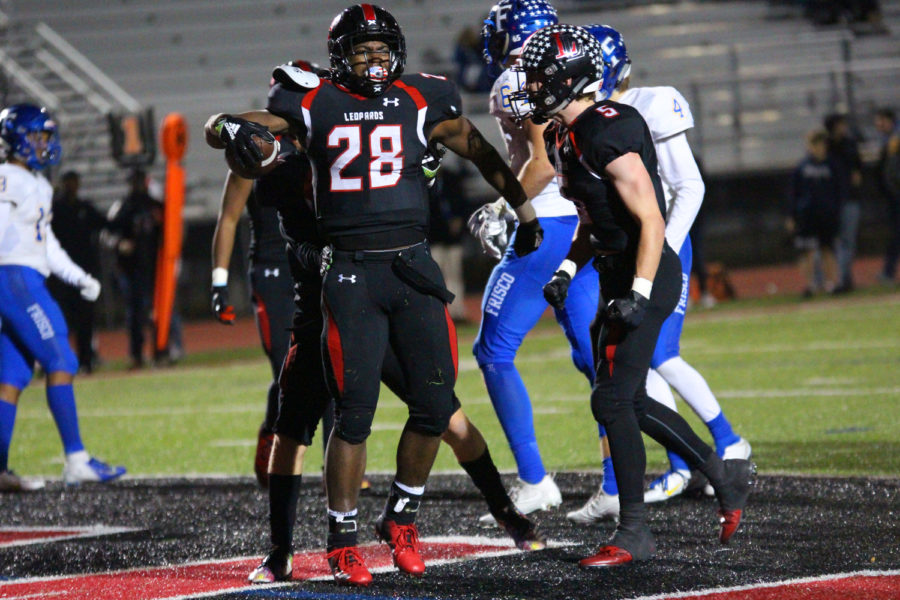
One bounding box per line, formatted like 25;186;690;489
787;130;842;297
426;145;470;321
453;26;496;93
49;171;107;372
824;113;863;293
105;169;162;369
874;108;900;284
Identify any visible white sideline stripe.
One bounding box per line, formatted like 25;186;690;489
622;568;900;600
0;526;138;548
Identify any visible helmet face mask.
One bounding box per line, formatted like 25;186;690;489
328;4;406;97
481;0;558;69
508;24;606;123
584;24;631;101
0;104;62;171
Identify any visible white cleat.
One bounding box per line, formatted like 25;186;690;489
722;437;752;460
705;437;753;496
0;470;46;492
63;455;126;485
644;469;691;503
566;486;619;524
478;475;562;527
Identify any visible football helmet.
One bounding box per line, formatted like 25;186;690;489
508;24;605;122
328;4;406;97
0;103;61;170
481;0;558;69
584;24;631;101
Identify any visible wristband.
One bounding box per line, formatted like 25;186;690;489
558;259;577;279
212;267;229;287
632;276;652;300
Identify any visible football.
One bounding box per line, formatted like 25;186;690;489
225;134;281;179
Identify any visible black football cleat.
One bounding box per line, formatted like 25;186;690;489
248;550;292;583
715;459;756;544
492;503;547;551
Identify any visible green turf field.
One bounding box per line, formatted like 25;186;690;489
9;291;900;479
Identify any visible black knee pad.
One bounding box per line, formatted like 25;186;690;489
405;400;454;437
333;407;375;445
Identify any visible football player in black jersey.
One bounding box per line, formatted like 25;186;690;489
205;4;542;586
213;133;544;585
509;24;754;567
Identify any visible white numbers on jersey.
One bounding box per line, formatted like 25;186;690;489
673;98;684;119
327;124;404;192
499;83;514;111
596;105;619;118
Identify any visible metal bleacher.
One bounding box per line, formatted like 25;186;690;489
3;0;900;216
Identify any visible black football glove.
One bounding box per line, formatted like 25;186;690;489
211;284;236;325
214;116;274;172
542;270;572;310
513;218;543;257
606;290;649;330
290;242;333;277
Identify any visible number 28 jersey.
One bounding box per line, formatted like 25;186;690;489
549;100;666;257
268;73;462;250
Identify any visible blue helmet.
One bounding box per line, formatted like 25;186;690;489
0;104;62;170
584;24;631;101
482;0;558;68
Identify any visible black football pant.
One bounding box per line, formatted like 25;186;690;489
321;242;458;445
591;244;716;510
249;260;295;433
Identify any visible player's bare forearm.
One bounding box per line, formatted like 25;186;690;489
565;223;596;269
212;172;253;270
518;120;556;199
432;117;528;211
634;214;665;283
607;152;665;282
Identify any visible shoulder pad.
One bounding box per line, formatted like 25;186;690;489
272;64;321;91
635;87;693;141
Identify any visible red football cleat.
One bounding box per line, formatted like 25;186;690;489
326;546;372;587
375;517;425;576
254;431;274;489
579;545;633;568
719;508;743;544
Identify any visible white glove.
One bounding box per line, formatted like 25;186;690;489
467;199;512;260
79;275;101;302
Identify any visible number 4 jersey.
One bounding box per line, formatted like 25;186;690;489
267;71;463;250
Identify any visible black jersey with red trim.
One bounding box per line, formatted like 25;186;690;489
267;72;463;250
550;100;665;256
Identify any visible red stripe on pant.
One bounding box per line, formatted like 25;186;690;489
252;292;272;353
605;344;616;377
444;305;458;379
324;305;344;395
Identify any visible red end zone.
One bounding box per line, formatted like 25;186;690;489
0;537;523;600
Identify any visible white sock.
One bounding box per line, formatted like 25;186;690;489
656;356;722;422
65;450;90;465
646;368;677;411
394;480;425;496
